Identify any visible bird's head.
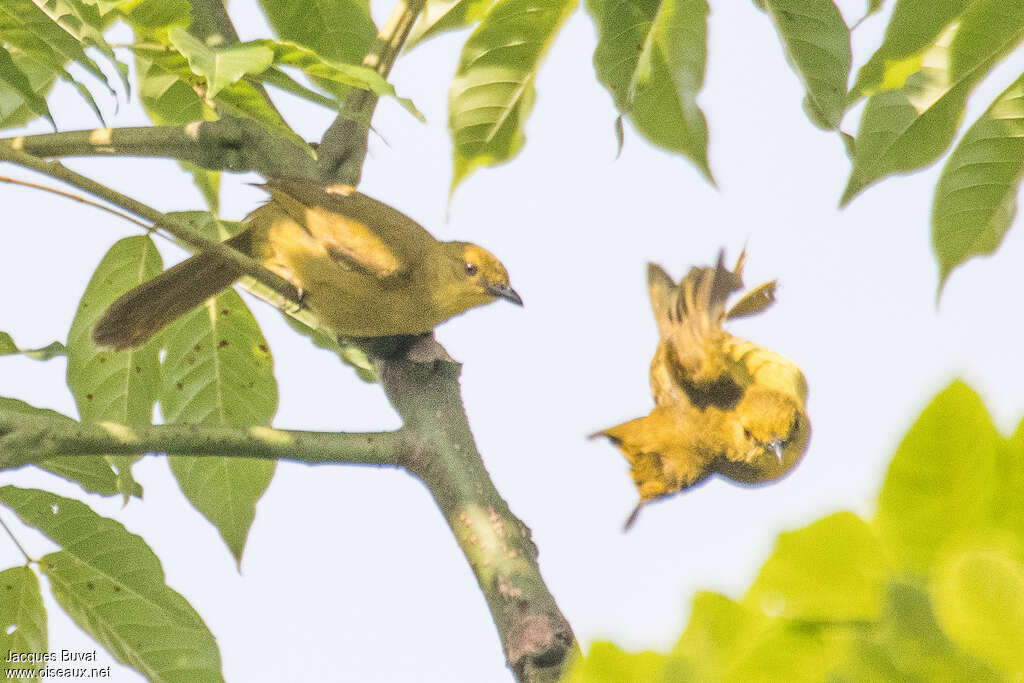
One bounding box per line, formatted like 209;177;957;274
720;387;810;482
436;242;522;315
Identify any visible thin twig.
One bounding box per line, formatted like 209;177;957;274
0;175;150;230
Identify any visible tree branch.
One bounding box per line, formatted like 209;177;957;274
380;356;578;681
0;118;318;179
0;145;303;307
306;0;581;676
0;409;402;470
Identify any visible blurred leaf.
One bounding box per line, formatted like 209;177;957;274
66;236;163;500
449;0;577;191
257;0;375;92
875;381;1002;573
932;72;1024;289
673;591;853;681
672;591;770;678
406;0;499;49
835;581;1000;681
744;512;891;622
756;0;851;130
587;0;711;181
562;641;672;682
158;268;277;564
168;27;274;99
931;544;1024;675
0;332;66;359
0;566;46;680
0;48;57;130
252;38;423;120
0;486;223;681
0;44;54;127
0;396;122;495
841;0;1024;205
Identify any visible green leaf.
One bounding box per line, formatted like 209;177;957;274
406;0;500;49
0;331;66;359
252;38;423;120
671;592;769;679
673;591;853;681
120;0;191;30
0;45;54;127
0;566;47;680
449;0;577;190
214;78;306;146
586;0;712;181
562;641;671;682
257;0;375;69
0;486;223;682
168;27;274;100
932;71;1024;289
841;0;1024;205
159;280;277;565
0;396;122;496
0;47;57;130
851;0;972;96
67;236;163;500
875;381;1002;573
0;0;114;121
756;0;851;130
835;581;1000;682
744;512;891;622
931;544;1024;675
35;0;131;95
259;65;341;110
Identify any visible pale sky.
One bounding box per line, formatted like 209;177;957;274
4;1;1024;681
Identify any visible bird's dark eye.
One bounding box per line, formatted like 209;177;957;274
743;428;752;439
465;262;478;276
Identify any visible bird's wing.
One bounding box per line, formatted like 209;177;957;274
647;263;676;336
598;407;714;503
653;252;746;407
262;179;434;280
726;280;777;320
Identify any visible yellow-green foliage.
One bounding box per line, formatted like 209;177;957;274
565;381;1024;681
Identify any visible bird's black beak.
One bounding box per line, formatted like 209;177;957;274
768;439;785;463
488;282;523;306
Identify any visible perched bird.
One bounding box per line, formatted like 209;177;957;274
595;251;810;529
93;178;522;349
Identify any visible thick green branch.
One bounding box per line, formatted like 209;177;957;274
0;411;402;470
0;118;317;179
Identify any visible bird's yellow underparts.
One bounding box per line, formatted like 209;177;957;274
595;251;810;529
92;178;521;350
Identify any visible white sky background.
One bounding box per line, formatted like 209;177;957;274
3;1;1024;681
